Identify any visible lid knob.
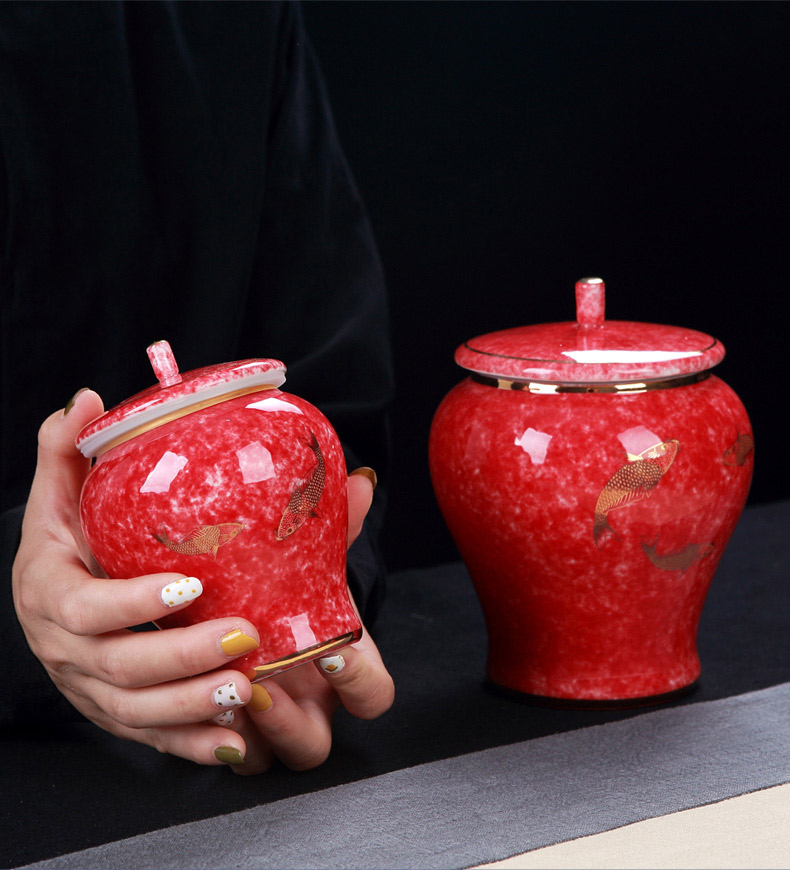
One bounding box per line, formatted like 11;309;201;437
147;340;183;388
575;277;605;328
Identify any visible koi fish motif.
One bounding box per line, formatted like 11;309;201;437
593;439;679;548
276;432;325;540
153;523;244;557
641;536;714;571
723;433;754;467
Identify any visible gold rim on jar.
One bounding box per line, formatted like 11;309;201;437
93;383;277;457
468;370;711;394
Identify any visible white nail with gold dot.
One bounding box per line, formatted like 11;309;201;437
213;681;244;708
319;655;346;674
160;577;203;607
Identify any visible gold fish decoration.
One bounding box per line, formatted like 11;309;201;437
641;536;714;571
276;432;325;540
723;433;754;467
593;439;679;548
153;523;244;558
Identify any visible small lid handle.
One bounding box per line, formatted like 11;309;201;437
575;277;605;327
147;340;183;387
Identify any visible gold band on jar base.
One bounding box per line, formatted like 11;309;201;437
469;370;710;394
246;628;363;682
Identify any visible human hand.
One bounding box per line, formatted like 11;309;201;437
12;389;393;771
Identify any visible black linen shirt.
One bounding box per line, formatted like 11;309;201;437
0;1;393;726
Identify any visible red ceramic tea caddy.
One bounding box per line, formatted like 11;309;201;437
77;341;361;679
429;278;754;706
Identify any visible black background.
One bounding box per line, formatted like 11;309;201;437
302;1;789;571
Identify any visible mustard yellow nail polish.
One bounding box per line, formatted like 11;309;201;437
219;629;259;657
214;745;244;765
350;466;378;491
248;683;273;713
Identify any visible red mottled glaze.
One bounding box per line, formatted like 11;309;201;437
429;279;753;704
456;320;724;384
78;349;359;678
575;277;606;327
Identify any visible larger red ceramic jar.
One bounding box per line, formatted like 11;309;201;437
429;279;753;706
77;342;361;679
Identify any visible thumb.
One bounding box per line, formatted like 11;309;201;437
25;389;105;533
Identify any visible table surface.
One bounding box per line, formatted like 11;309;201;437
3;499;789;869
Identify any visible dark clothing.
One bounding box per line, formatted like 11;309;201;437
0;2;393;726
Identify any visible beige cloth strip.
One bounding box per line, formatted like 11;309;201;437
473;782;790;870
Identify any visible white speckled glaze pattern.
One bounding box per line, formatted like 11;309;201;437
80;381;360;678
429;279;753;705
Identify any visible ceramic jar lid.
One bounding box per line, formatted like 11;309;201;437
454;278;725;386
76;341;286;457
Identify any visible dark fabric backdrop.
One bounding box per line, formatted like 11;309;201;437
1;2;787;574
302;1;789;570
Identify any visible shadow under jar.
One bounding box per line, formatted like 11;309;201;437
429;279;753;708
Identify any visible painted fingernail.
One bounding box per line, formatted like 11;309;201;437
213;681;244;708
213;710;235;726
319;654;346;674
220;629;259;657
248;684;273;713
160;577;203;607
214;745;244;765
350;467;378;491
64;388;89;416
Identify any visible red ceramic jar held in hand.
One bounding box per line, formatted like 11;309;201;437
429;279;753;706
77;342;361;679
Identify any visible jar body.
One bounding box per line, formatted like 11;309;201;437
429;374;753;704
80;388;360;678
